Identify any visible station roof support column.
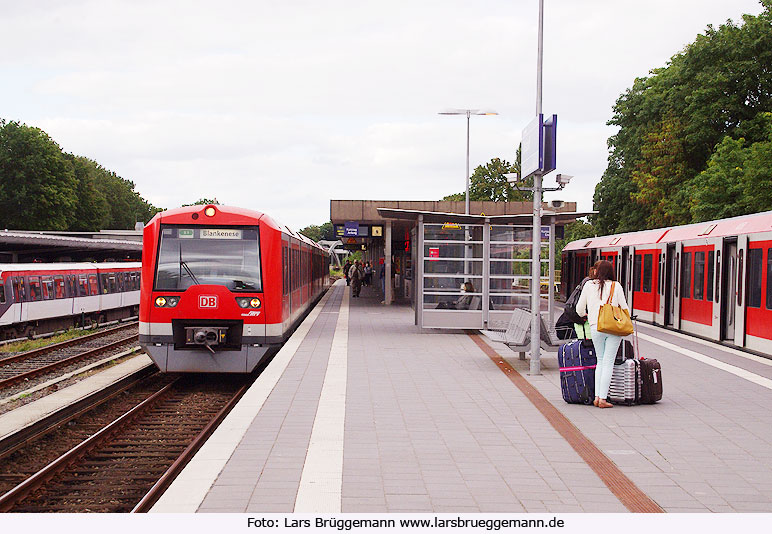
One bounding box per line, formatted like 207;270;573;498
385;221;392;305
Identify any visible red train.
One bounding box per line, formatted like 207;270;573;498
0;262;141;340
562;210;772;355
139;204;330;373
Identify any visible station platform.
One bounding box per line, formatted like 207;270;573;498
151;280;772;513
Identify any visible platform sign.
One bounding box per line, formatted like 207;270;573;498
344;221;359;237
372;225;383;237
428;247;439;260
521;114;543;179
521;114;557;178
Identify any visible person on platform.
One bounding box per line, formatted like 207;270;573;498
364;262;373;286
349;261;363;297
343;260;352;286
575;260;629;409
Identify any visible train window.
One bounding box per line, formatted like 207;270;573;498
78;276;89;297
155;225;262;292
29;277;42;301
108;275;118;293
100;274;109;294
633;255;642;292
54;277;65;299
66;275;77;297
737;250;744;307
12;278;24;302
747;248;762;308
41;278;55;300
681;252;692;299
767;249;772;310
693;252;705;301
0;283;4;304
706;251;714;302
89;275;99;296
642;254;652;293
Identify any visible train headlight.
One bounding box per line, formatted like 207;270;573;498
250;298;261;308
236;297;250;308
205;207;216;217
155;296;180;307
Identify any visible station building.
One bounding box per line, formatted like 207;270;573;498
331;199;591;330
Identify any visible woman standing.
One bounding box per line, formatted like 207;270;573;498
575;260;629;408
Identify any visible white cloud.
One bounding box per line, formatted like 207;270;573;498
1;0;765;228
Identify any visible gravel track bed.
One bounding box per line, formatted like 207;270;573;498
0;373;175;496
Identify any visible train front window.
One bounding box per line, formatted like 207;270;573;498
155;226;262;292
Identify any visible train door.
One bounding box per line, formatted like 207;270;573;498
656;245;667;326
621;247;629;299
721;239;737;341
11;277;23;323
627;246;636;311
734;235;748;346
664;243;678;326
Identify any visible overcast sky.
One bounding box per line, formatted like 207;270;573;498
1;0;765;229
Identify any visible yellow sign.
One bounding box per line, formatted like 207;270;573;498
346;238;357;244
442;222;460;229
371;226;383;237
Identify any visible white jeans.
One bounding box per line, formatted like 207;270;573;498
590;327;623;400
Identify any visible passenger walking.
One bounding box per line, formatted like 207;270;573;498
343;260;352;286
380;263;386;297
349;261;363;297
575;260;629;408
364;262;373;287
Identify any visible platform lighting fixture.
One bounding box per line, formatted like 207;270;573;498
205;207;216;217
438;109;498;215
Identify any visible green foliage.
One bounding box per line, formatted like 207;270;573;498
691;121;772;221
0;119;159;231
442;146;528;202
182;198;220;206
0;120;78;230
594;4;772;233
298;221;335;242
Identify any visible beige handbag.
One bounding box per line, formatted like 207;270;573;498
597;282;634;336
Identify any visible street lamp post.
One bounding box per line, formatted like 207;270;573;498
438;109;498;215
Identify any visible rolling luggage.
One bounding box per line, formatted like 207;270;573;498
608;356;640;405
558;339;596;405
639;358;663;404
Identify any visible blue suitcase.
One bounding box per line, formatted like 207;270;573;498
558;339;597;405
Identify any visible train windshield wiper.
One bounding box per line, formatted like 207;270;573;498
180;261;200;285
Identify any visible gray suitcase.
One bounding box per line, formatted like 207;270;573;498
608;357;640;405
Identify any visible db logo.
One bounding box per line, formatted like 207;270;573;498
199;295;218;308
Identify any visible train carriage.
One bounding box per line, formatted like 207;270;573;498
139;204;330;373
0;262;141;339
561;210;772;356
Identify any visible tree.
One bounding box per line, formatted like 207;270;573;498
66;155;110;231
299;221;335;242
0;120;78;230
442;147;527;202
182;198;220;206
691;118;772;221
594;3;772;232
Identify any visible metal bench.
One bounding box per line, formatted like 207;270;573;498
481;308;562;359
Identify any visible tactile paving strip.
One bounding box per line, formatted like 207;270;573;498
469;334;664;513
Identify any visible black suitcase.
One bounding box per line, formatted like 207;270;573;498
639;358;663;404
558;340;596;405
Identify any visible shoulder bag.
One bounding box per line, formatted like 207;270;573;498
597;282;634;336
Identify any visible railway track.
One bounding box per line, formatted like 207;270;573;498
0;322;139;392
0;373;251;513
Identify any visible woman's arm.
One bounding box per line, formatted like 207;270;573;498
616;283;630;311
575;283;589;318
